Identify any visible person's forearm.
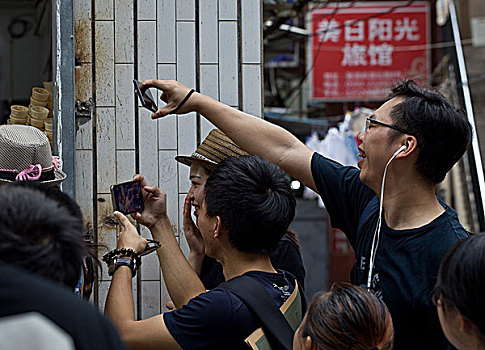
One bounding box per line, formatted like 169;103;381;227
105;266;183;350
191;93;316;189
193;94;297;166
150;216;206;308
105;267;136;333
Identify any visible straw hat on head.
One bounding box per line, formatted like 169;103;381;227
0;125;66;186
175;129;249;170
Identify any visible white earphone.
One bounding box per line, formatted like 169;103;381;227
366;143;408;289
392;144;407;157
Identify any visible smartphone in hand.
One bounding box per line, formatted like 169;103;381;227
133;79;158;113
110;180;144;215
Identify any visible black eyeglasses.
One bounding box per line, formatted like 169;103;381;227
365;117;414;135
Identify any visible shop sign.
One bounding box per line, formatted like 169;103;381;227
310;2;430;101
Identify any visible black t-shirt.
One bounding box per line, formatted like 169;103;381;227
0;263;127;350
200;237;306;290
311;152;468;350
163;270;294;350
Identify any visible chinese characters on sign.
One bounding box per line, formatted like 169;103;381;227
311;2;430;100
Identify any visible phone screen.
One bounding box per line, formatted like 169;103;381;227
110;180;144;215
133;79;158;113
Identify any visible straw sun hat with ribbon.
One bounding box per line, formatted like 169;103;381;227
0;125;66;185
175;129;249;169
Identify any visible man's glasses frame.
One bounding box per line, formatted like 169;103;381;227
365;117;414;135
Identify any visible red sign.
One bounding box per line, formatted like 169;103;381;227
311;2;430;101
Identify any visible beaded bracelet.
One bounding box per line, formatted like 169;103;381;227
102;248;141;276
103;247;139;261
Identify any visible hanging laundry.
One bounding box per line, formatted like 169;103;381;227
304;110;367;207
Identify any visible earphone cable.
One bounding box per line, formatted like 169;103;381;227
366;149;402;289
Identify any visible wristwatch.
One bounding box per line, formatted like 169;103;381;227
108;256;136;277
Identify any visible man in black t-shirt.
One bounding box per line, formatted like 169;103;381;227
105;156;298;349
139;79;473;349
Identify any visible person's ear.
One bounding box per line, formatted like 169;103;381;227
404;136;417;154
395;136;417;159
459;313;473;334
304;336;313;350
213;216;222;238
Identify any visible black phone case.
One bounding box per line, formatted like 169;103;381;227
133;79;158;113
110;180;144;215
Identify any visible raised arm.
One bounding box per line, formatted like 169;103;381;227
140;79;317;192
131;174;206;308
104;212;182;350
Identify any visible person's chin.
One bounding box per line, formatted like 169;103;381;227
204;247;214;258
357;157;365;169
359;170;377;191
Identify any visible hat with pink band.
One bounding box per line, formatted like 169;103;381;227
0;125;66;186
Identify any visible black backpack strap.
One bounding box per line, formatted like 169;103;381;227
218;275;294;350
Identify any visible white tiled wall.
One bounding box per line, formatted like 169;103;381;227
75;0;262;317
219;0;238;20
199;0;218;64
218;21;239;106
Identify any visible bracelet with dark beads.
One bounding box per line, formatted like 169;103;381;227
102;248;141;271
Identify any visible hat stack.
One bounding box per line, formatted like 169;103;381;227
175;129;249;170
8;105;29;125
6;82;54;150
28;87;50;131
43;81;54;118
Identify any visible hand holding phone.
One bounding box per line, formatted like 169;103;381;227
133;79;196;119
134;79;158;113
110;180;144;215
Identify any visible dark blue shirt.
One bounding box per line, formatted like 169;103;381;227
311;152;468;350
163;270;294;350
200;237;305;290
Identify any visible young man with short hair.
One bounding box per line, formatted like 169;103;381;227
139;79;472;349
105;156;299;349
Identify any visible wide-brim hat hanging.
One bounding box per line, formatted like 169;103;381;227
0;125;66;186
175;129;249;170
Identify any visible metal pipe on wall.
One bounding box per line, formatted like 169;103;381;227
449;0;485;230
53;0;76;198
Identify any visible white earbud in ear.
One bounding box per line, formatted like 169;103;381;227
393;144;407;157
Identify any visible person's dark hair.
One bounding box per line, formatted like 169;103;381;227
204;155;296;255
0;185;88;289
6;181;98;297
7;181;83;226
388;80;472;183
433;234;485;340
301;284;394;350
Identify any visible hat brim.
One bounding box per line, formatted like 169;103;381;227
175;155;219;170
0;169;67;186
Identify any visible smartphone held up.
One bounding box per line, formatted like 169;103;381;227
110;180;144;215
133;79;158;113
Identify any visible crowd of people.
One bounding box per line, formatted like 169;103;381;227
0;78;483;350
